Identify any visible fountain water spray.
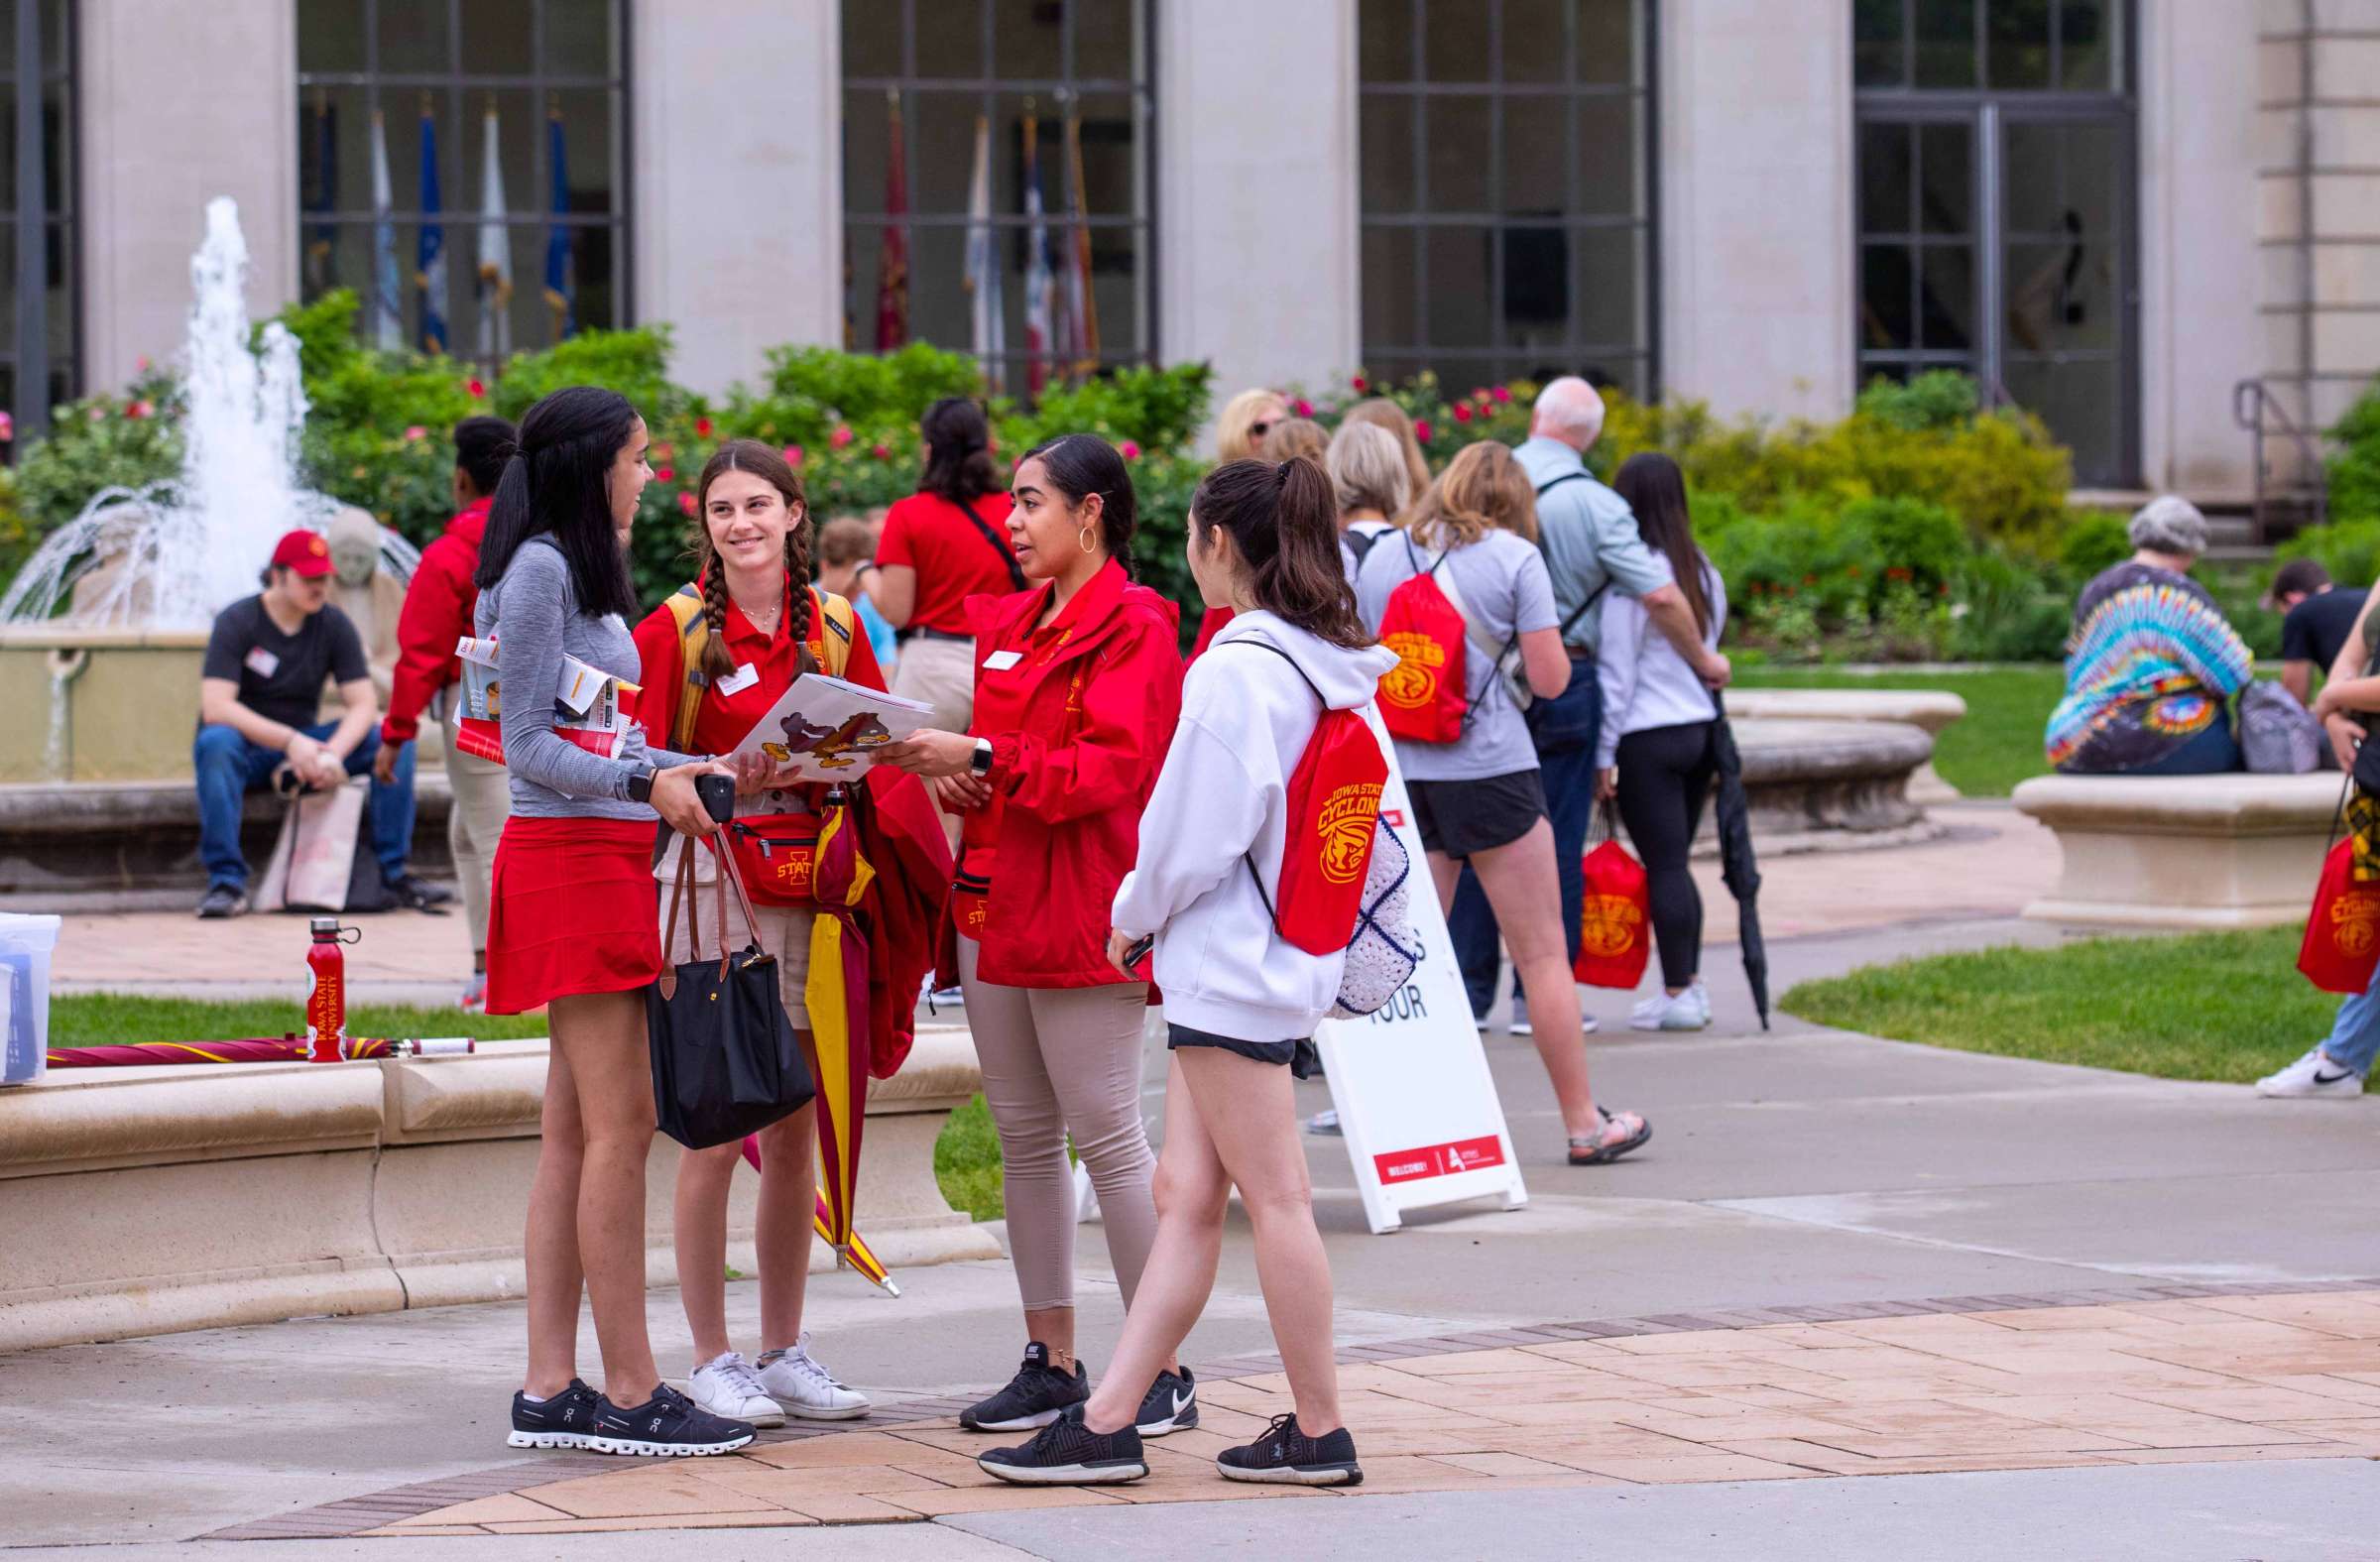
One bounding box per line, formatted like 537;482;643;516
0;197;409;630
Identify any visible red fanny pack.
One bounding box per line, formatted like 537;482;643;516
1375;544;1467;744
727;811;826;905
1242;641;1389;955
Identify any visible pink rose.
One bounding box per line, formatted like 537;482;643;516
403;424;427;441
127;401;153;420
654;466;675;484
1293;398;1314;418
677;491;697;516
830;424;855;450
466;377;487;399
1413;419;1432;441
0;412;15;442
782;444;804;466
1351;375;1368;393
88;405;106;421
694;416;715;437
1119;439;1141;460
1490;385;1512;404
136;355;152;372
1453;404;1473;423
871;442;892;461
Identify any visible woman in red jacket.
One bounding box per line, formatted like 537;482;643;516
880;433;1193;1440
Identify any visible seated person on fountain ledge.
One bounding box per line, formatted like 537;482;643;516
190;528;451;918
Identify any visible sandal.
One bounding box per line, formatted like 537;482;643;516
1568;1107;1651;1166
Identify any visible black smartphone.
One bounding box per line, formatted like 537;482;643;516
695;772;737;826
1123;934;1154;982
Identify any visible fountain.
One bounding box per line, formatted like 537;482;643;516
0;198;413;784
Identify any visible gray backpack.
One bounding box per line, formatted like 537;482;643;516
2239;682;2323;775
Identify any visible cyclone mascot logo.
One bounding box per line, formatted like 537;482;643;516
2332;885;2380;959
1379;632;1444;710
1316;781;1385;885
1579;893;1644;959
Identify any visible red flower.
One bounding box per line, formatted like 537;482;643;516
654;466;675;484
694;416;715;438
830;424;855;450
782;444;804;466
871;442;892;461
654;441;675;462
1453;404;1473;423
1413;419;1433;442
677;491;697;516
403;424;427;441
466;377;487;399
0;412;14;442
1845;564;1862;578
127;401;153;420
1490;385;1512;405
1293;398;1315;419
1119;439;1141;460
1351;375;1368;393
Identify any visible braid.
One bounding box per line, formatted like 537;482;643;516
784;515;815;673
697;561;737;682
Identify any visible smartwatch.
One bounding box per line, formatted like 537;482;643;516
625;764;656;804
968;738;994;778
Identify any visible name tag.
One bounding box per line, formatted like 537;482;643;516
982;649;1023;671
243;647;281;678
716;661;761;696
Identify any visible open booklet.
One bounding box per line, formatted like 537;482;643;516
449;636;638;766
727;672;935;791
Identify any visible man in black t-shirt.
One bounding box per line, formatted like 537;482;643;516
2272;558;2371;707
192;529;449;917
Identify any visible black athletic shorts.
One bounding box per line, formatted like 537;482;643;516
1167;1021;1319;1081
1405;769;1547;858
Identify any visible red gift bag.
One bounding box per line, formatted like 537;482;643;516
1574;809;1652;989
2299;837;2380;994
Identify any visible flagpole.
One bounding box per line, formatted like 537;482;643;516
1064;99;1101;377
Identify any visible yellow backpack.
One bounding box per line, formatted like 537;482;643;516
662;584;858;753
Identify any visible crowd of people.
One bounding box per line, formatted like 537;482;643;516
192;372;1741;1488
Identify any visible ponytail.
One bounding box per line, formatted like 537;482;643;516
1190;456;1371;652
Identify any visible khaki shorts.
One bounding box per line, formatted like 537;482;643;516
891;635;977;735
657;841;814;1029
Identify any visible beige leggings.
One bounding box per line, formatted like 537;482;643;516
958;937;1159;1313
445;746;512;953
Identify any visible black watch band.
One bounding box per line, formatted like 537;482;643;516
626;765;655;804
968;738;994;778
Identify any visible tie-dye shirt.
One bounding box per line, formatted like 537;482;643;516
2046;562;2253;773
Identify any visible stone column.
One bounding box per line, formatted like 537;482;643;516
1154;0;1361;432
630;0;842;395
1655;0;1856;421
2139;0;2263;498
77;0;299;390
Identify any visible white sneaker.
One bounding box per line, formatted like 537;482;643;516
686;1351;785;1428
1630;989;1708;1032
1508;995;1533;1036
757;1333;871;1421
1690;980;1712;1025
2256;1047;2367;1100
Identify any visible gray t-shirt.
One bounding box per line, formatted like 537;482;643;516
1356;528;1558;781
475;537;692;820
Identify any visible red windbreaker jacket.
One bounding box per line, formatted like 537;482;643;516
382;499;492;745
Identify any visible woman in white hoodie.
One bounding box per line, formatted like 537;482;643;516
977;455;1395;1491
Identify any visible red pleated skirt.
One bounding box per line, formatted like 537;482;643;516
484;816;662;1015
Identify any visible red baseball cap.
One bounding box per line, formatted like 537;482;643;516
270;529;335;578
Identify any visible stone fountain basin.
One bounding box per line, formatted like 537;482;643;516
0;625;211;784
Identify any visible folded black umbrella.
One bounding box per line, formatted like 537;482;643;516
1708;690;1769;1030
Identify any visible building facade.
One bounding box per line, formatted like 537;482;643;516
20;0;2357;499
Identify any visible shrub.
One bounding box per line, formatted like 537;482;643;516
11;367;185;537
2057;509;2132;584
2328;380;2380;523
1854;369;1978;432
2278;517;2380;594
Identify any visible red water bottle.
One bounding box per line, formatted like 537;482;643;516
305;917;353;1062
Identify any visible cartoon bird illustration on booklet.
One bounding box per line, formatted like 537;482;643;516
757;710;893;770
730;671;932;787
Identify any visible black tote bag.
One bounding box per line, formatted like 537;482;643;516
647;835;815;1150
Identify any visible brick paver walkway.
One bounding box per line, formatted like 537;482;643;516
212;1283;2380;1540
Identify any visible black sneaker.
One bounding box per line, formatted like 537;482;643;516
1134;1366;1198;1436
958;1342;1090;1432
1217;1412;1363;1486
388;874;455;912
195;885;249;919
978;1405;1147;1485
588;1383;754;1457
508;1379;603;1450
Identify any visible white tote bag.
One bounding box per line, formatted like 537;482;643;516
255;777;369;912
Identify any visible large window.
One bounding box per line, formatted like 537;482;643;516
842;0;1154;393
1358;0;1655;398
0;0;75;442
1854;0;2135;485
296;0;630;360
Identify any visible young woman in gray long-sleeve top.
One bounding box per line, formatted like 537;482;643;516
468;386;745;1459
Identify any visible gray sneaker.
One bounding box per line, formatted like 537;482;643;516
195;885;249;919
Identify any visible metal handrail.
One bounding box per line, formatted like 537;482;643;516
2233;378;2331;541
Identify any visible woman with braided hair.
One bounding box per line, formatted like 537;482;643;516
629;438;887;1426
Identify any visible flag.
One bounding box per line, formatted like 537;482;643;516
876;88;908;351
476;101;512;358
542;105;573;340
416;102;448;353
1022;109;1055;395
1063;107;1102;372
302;91;336;294
964;114;1005;394
369;110;403;350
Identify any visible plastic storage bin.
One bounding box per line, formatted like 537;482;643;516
0;912;61;1086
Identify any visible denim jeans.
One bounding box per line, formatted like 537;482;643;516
1450;661;1601;1020
2322;983;2380;1075
193;721;416;893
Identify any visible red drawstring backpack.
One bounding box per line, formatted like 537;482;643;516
2301;836;2380;994
1375;537;1468;744
1240;641;1390;954
1574;803;1652;989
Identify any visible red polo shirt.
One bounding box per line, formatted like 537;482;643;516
878;490;1020;635
631;582;887;757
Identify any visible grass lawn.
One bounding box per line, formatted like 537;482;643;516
44;992;1015;1220
1782;925;2330;1084
1733;663;2064;797
46;994;548;1049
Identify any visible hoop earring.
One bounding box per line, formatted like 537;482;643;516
1077;526;1098;554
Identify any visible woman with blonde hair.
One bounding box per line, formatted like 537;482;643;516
1215;389;1289;464
1342;397;1433;504
1325;421;1410;581
1258;417;1329;466
1355;440;1649;1166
